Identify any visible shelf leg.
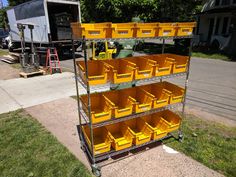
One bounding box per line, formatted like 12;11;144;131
82;36;96;167
162;38;165;54
92;164;101;177
71;33;83;141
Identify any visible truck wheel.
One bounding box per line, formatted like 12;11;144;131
8;47;13;52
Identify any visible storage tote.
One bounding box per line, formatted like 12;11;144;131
103;90;133;118
106;122;133;151
103;59;135;84
82;125;111;155
76;60;110;85
176;22;196;36
124;56;155;80
111;23;136;38
120;87;153;113
135;23;159;38
80;93;112;123
142;54;172;76
140;83;171;109
142;114;169;140
71;22;112;39
125;118;152;145
164;54;189;73
158;110;181;132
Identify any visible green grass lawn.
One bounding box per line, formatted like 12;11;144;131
0;110;92;177
0;49;8;56
192;52;230;61
166;114;236;177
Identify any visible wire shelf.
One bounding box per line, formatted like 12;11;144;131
80;102;182;128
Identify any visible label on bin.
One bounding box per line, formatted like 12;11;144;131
89;31;100;35
142;107;148;111
118;30;128;34
142;30;151;34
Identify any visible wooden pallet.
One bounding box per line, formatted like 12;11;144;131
19;69;46;78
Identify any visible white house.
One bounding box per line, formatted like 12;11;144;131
196;0;236;55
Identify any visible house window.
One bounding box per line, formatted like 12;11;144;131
221;0;230;5
215;0;220;6
222;17;229;34
215;18;220;35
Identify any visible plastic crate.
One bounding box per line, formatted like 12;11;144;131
176;22;196;36
142;114;169;140
124;56;155;80
158;110;181;132
164;54;189;73
71;22;112;39
120;87;153;113
135;23;159;38
82;125;111;155
125;119;152;145
103;90;133;118
161;82;185;104
106;122;133;151
76;60;110;85
157;23;177;37
103;59;135;84
111;23;136;38
140;83;171;109
142;54;172;76
80;93;112;123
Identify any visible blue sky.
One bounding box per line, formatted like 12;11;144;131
2;0;8;7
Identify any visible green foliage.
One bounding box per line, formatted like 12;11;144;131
166;114;236;177
0;8;7;28
8;0;30;6
80;0;203;22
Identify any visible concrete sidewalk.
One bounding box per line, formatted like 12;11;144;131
0;72;80;114
26;97;224;177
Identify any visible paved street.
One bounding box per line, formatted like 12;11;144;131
60;56;236;125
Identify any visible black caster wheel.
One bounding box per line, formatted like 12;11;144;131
92;164;101;177
80;145;85;152
178;133;184;142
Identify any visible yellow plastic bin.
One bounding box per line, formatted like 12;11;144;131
164;54;189;73
120;87;153;113
103;90;133;118
103;59;135;84
125;118;152;145
71;22;112;39
76;60;110;85
142;114;169;140
140;83;171;109
176;22;196;36
158;110;181;132
106;122;133;151
135;23;159;38
82;125;111;155
142;54;173;76
161;82;185;104
157;23;178;37
80;93;112;123
124;56;155;80
111;23;136;38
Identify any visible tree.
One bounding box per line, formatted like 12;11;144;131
80;0;203;22
8;0;30;7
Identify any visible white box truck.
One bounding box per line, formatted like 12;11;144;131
7;0;81;51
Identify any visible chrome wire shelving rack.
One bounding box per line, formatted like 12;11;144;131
71;34;193;177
